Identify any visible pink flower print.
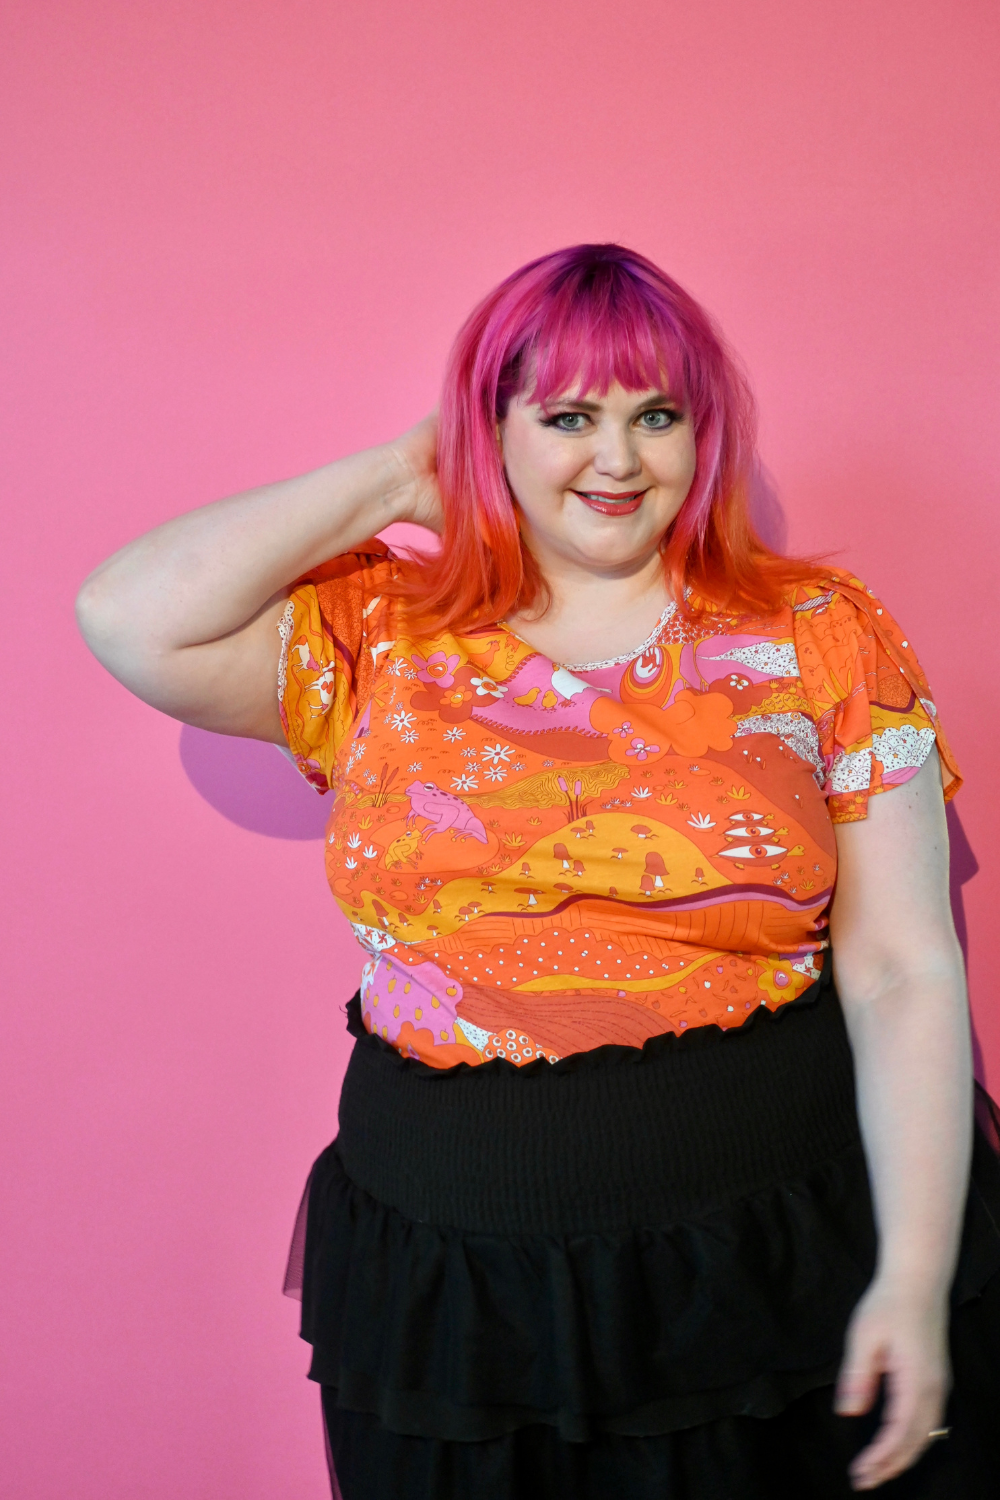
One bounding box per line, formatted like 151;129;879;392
412;650;460;687
470;674;507;699
626;736;659;761
612;720;634;740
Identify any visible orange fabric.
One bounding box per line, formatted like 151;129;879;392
279;543;960;1068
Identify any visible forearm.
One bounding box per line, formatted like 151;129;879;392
76;443;409;662
837;954;973;1297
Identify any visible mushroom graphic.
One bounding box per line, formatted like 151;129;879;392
572;859;585;877
432;898;442;914
630;824;657;840
570;825;586;839
552;842;571;870
644;852;668;889
516;886;543;909
639;873;656;896
612;846;628;860
553;882;574;896
457;905;472;921
467;900;482;915
427;924;440;937
608;885;618;898
693;866;707;885
520;861;532;877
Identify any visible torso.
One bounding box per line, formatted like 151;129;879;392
324;596;835;1065
279;549;946;1069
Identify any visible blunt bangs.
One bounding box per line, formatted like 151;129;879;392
498;256;689;417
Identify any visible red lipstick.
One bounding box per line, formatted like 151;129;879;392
572;489;646;516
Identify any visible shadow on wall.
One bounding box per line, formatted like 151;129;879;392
179;724;328;839
747;464;788;554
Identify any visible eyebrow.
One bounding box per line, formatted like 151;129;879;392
545;390;678;413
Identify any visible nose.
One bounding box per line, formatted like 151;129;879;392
591;420;643;481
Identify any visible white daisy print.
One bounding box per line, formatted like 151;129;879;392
482;742;514;766
443;727;466;743
452;772;479;792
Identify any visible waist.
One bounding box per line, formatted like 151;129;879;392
335;965;863;1236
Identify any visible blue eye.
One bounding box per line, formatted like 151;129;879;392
546;412;588;431
639;409;677;429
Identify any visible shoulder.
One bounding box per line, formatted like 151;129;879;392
292;539;415;647
784;568;876;623
303;537;404;595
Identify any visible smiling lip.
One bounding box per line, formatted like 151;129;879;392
573;489;646;516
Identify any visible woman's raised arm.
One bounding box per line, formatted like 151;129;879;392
828;747;972;1490
75;415;441;742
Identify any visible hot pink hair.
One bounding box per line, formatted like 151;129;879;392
394;243;822;630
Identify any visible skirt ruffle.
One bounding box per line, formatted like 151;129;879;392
288;980;1000;1447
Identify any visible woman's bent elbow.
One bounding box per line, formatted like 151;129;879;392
76;571;118;655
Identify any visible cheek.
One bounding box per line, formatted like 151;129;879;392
652;434;698;489
504;432;579;504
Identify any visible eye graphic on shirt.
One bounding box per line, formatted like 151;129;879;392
716;810;786;861
716;842;787;860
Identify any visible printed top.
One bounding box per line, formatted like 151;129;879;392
278;541;961;1069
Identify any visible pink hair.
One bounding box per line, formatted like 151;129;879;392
393;243;822;630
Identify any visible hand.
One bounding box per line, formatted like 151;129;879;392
835;1279;951;1490
382;410;445;533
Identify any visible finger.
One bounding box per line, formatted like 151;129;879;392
849;1374;946;1490
834;1338;885;1416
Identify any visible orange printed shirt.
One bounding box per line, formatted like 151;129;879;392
279;542;961;1068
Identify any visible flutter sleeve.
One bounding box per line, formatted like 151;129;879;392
277;540;398;793
791;572;962;823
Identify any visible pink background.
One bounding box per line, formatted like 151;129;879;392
2;1;998;1494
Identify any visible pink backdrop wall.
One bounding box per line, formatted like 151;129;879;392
2;2;998;1494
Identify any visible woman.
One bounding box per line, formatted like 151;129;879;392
76;244;1000;1498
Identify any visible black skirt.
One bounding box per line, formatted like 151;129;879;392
286;967;1000;1498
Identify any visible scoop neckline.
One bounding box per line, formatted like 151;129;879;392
500;598;679;673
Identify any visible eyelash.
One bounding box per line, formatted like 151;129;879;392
541;409;680;431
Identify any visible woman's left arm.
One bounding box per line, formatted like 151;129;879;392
830;747;973;1491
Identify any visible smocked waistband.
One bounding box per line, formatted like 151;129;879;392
335;970;862;1236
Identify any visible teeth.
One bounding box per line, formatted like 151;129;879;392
582;493;639;502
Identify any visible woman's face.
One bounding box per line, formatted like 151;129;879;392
499;381;697;580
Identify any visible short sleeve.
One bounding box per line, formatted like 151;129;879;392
791;573;962;823
277;541;399;793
